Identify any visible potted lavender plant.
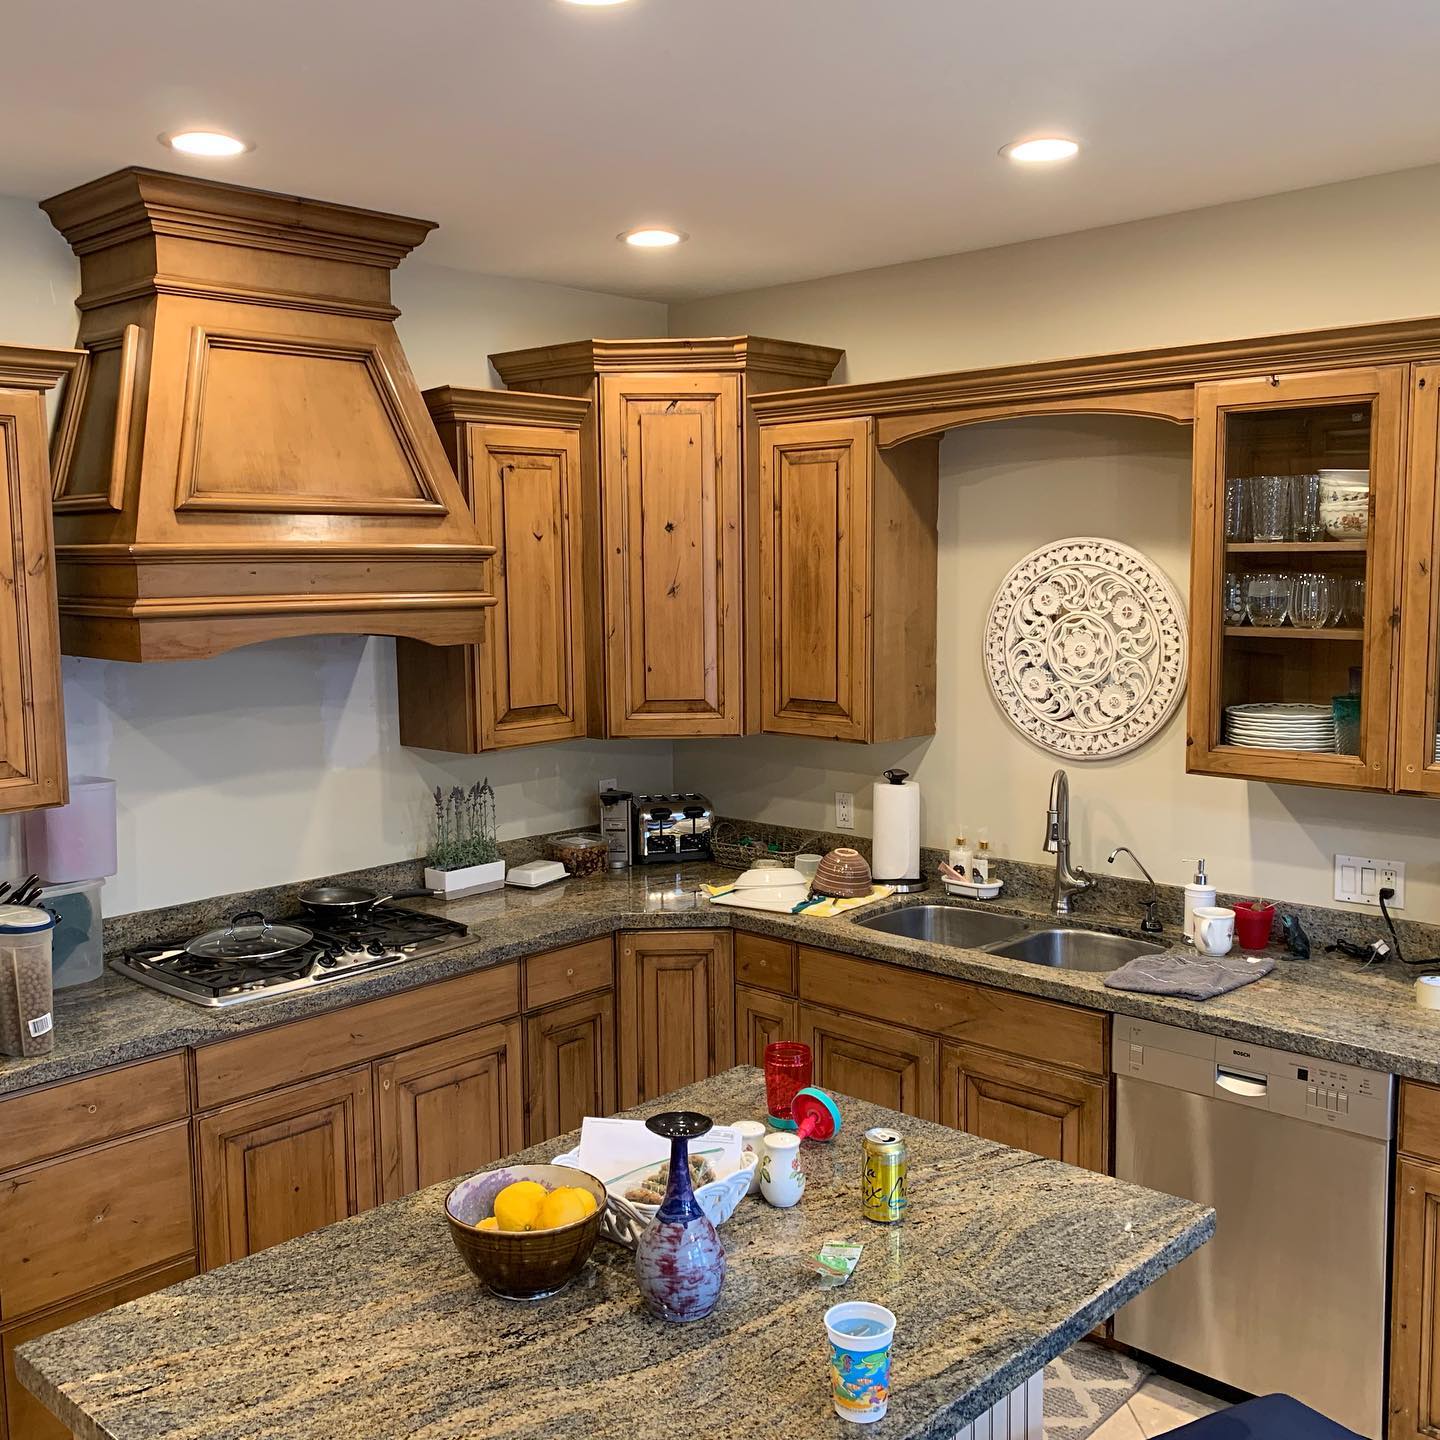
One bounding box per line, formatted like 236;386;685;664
423;779;506;896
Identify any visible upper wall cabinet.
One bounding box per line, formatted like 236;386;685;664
491;337;844;738
397;390;588;753
40;168;492;662
0;346;74;813
1399;364;1440;795
1188;366;1404;790
756;418;940;743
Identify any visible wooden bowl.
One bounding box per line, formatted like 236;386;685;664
811;847;873;899
445;1162;606;1300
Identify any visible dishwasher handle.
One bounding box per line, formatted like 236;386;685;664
1215;1065;1268;1100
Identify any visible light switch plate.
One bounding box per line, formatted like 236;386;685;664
835;791;855;830
1334;853;1405;908
597;776;618;794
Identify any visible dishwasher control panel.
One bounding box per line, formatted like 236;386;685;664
1113;1017;1393;1141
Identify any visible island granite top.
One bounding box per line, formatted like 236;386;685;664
6;861;1440;1096
17;1067;1213;1440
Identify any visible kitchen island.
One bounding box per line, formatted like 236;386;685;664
17;1067;1213;1440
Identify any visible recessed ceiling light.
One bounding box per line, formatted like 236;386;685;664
1001;136;1080;164
619;227;686;248
561;0;630;6
160;130;251;158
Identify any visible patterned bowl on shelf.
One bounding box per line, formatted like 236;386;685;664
1319;500;1369;540
811;847;873;898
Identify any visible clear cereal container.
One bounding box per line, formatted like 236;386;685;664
547;834;610;878
0;904;57;1057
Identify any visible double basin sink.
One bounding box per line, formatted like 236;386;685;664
852;904;1168;973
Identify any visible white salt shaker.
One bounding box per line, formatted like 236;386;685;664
760;1132;806;1208
731;1120;767;1196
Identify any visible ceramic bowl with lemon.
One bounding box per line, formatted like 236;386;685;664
445;1163;606;1299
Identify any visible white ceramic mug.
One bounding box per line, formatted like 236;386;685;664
1192;905;1236;957
760;1132;805;1208
731;1120;768;1195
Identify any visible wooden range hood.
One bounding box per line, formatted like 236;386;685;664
40;168;494;661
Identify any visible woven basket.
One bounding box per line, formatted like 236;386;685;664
710;822;821;872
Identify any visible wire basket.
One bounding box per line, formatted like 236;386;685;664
710;822;821;872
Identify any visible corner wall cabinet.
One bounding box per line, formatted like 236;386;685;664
490;337;844;737
756;419;940;741
1398;363;1440;796
397;390;589;752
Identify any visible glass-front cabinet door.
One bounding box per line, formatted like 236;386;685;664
1188;366;1404;790
1398;363;1440;794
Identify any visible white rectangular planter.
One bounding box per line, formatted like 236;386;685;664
424;860;506;897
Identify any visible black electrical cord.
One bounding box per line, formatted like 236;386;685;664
1379;886;1440;969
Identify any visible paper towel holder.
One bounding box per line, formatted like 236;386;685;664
873;768;925;893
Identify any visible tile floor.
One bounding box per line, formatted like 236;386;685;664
1091;1373;1228;1439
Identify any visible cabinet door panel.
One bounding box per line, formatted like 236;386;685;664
0;389;66;812
798;1004;938;1121
197;1068;375;1267
376;1020;524;1202
617;932;734;1106
759;419;871;740
1392;1157;1440;1440
736;984;797;1067
941;1044;1108;1173
601;374;741;736
1399;364;1440;795
525;992;616;1145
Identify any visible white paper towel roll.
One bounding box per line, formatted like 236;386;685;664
872;775;920;882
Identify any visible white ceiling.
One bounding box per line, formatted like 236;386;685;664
5;0;1440;302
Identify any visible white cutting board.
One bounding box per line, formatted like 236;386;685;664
706;884;810;914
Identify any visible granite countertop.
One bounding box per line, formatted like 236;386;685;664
6;861;1440;1098
16;1067;1214;1440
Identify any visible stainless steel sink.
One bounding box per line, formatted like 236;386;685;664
853;905;1030;948
983;928;1167;973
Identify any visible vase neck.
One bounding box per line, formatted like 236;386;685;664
657;1134;702;1223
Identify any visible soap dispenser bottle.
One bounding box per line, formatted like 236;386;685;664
1183;859;1216;946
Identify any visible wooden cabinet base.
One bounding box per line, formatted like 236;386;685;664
798;1003;939;1120
526;993;616;1145
736;984;797;1067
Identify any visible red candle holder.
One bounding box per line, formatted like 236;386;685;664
764;1041;812;1125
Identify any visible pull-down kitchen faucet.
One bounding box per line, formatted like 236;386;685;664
1043;768;1093;916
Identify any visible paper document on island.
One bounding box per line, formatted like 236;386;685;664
574;1116;744;1188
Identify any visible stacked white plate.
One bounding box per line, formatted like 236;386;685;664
1433;731;1439;764
1224;703;1337;751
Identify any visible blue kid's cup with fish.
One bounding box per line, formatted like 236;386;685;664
825;1301;897;1424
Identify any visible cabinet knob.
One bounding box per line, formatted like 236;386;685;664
566;968;575;978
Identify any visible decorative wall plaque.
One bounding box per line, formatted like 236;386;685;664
983;537;1188;759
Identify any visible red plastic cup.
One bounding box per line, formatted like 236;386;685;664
1233;901;1275;951
764;1041;812;1122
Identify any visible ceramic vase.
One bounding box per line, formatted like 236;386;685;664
633;1111;726;1322
759;1131;805;1208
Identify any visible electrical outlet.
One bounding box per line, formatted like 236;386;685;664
1334;853;1406;908
835;791;855;830
597;776;618;794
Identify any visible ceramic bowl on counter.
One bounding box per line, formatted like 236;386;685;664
811;847;873;899
1319;498;1369;540
445;1162;606;1299
554;1145;756;1228
734;863;808;889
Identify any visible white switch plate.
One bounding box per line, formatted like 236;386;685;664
1334;853;1405;908
835;791;855;830
597;777;618;794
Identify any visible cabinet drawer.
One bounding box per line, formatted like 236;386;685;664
734;933;796;994
1400;1080;1440;1161
0;1053;189;1174
798;947;1108;1077
524;939;613;1012
0;1122;196;1321
194;963;520;1108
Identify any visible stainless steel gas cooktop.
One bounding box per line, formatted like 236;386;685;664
111;906;469;1008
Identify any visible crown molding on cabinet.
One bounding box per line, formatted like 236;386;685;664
423;386;591;429
490;335;845;387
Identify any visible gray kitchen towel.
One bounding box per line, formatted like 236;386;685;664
1105;951;1275;1000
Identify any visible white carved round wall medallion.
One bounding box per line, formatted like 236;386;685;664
984;537;1188;760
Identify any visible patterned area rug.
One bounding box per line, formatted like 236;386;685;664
1044;1341;1151;1439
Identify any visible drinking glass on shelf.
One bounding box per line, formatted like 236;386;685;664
1249;475;1292;543
1290;473;1323;543
1290;572;1331;629
1338;576;1366;628
1243;572;1290;627
1221;571;1246;626
1224;477;1250;542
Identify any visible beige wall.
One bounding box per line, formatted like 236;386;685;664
671;165;1440;921
0;194;668;914
671;164;1440;384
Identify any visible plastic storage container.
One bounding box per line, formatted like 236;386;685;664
22;775;118;883
0;904;57;1057
44;878;105;989
547;834;610;878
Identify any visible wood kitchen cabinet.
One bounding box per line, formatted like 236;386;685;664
799;1003;940;1120
526;992;616;1144
1187;365;1405;790
940;1043;1107;1172
1391;1080;1440;1440
756;418;940;741
616;930;734;1106
735;984;797;1066
376;1020;525;1201
1398;363;1440;795
197;1068;377;1267
490;337;843;736
398;390;589;753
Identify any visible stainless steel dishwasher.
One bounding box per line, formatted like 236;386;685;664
1113;1016;1393;1438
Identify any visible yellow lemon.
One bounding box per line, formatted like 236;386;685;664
535;1186;597;1231
476;1216;500;1232
492;1180;547;1232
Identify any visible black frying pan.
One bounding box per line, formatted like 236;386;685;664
296;884;434;922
